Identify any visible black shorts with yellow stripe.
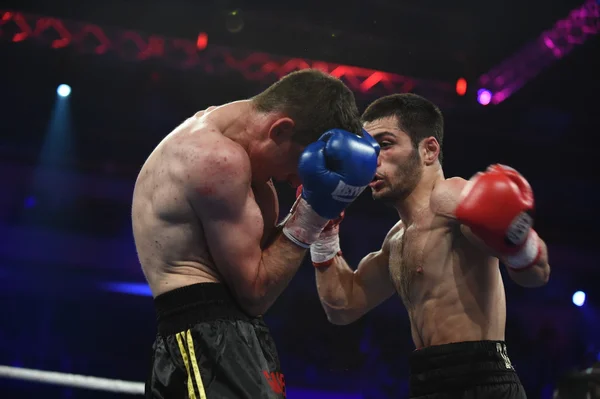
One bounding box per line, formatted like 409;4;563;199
146;283;286;399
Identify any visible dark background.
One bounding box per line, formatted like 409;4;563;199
0;0;599;397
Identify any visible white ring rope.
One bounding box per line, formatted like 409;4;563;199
0;365;145;395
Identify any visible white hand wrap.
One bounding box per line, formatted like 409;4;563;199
310;226;341;265
505;230;541;271
282;198;329;248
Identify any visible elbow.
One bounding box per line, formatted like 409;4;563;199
240;302;268;317
322;304;359;326
237;293;270;317
327;314;355;326
234;284;271;317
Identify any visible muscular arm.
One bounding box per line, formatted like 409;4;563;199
315;223;399;325
185;138;308;316
432;177;550;288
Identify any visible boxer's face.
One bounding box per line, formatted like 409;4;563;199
251;117;304;185
269;141;304;187
364;116;422;202
252;138;304;186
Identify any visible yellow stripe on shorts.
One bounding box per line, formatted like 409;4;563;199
186;329;207;399
176;330;207;399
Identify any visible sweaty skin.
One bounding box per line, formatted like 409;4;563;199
132;103;305;316
316;117;550;348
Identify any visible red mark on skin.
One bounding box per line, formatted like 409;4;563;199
195;186;215;196
416;267;424;274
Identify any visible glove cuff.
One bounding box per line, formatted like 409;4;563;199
282;198;329;248
311;226;341;267
506;230;541;271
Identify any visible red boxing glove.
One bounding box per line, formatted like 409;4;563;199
455;164;541;270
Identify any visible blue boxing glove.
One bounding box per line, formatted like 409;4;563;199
308;128;380;266
282;129;378;248
299;129;379;218
361;128;381;157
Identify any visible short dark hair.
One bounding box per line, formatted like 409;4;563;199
252;69;362;145
361;93;444;163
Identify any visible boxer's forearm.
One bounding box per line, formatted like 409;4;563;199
506;238;550;288
243;232;308;316
315;255;357;324
316;246;394;325
506;263;550;287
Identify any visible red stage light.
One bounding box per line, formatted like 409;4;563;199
456;78;467;96
0;10;426;97
196;32;208;50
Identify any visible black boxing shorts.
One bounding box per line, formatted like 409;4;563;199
409;340;527;399
145;283;286;399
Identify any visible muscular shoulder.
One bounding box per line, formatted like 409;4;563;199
430;177;467;218
193;106;218;119
172;128;251;203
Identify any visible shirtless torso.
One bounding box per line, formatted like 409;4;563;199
132;107;279;298
315;177;507;348
316;108;549;350
385;200;505;348
316;95;548;398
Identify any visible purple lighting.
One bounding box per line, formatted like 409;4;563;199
543;36;556;49
478;0;599;104
477;89;492;105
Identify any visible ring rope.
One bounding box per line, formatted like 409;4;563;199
0;365;145;395
1;363;598;394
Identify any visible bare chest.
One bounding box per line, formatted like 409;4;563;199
388;223;451;308
389;226;424;306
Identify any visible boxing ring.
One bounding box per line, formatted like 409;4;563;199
1;365;369;398
0;365;145;395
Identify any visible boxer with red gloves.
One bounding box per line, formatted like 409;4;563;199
313;93;550;399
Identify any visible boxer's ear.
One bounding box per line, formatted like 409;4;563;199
421;136;440;165
268;117;295;143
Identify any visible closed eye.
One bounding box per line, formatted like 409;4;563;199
379;141;393;148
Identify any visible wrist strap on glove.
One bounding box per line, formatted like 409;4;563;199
505;230;542;271
282;198;329;248
311;227;342;267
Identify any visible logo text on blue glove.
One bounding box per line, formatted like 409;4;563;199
331;181;367;202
